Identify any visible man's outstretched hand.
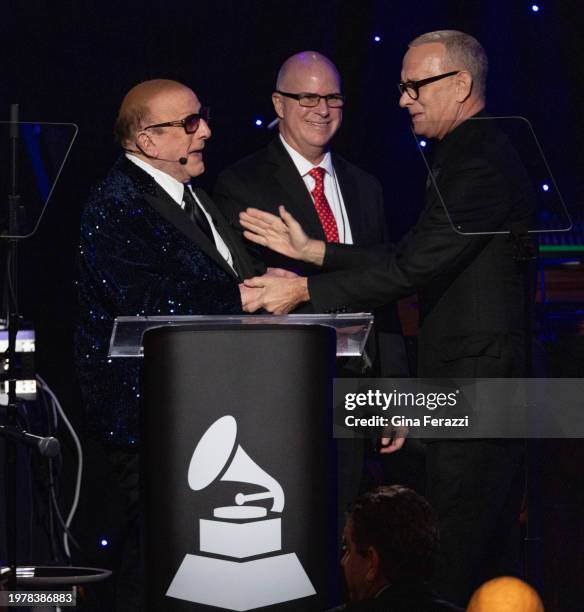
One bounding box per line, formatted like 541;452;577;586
239;205;326;266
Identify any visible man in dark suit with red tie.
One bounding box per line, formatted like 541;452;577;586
214;52;409;534
214;51;406;377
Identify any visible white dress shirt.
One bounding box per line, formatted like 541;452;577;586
126;154;235;272
279;134;353;244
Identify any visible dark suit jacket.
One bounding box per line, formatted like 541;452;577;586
214;137;407;376
307;117;534;378
76;156;259;444
326;581;463;612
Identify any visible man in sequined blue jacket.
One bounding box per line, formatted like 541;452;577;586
76;79;262;447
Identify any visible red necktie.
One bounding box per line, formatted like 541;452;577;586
308;167;339;243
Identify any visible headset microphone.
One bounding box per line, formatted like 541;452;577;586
124;146;190;165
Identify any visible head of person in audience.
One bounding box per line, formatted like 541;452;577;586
114;78;211;183
272;51;344;164
467;576;544;612
341;485;439;601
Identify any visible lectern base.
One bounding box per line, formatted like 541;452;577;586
166;552;316;610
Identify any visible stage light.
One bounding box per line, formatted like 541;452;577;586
100;539;109;547
419;140;427;148
373;35;381;43
255;119;263;127
542;183;550;192
531;4;540;12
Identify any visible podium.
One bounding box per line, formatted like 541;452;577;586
109;315;372;611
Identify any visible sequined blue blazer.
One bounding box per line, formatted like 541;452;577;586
76;156;259;445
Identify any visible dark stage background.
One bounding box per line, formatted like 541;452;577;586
2;1;584;610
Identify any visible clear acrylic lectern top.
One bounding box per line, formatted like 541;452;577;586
108;314;374;359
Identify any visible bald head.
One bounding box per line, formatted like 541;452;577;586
114;79;190;147
276;51;341;92
114;78;210;182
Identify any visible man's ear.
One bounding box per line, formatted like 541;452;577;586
135;130;157;157
272;92;284;119
455;70;473;102
365;546;381;582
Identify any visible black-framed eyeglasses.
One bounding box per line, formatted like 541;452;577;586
142;107;211;134
275;90;345;108
397;71;460;100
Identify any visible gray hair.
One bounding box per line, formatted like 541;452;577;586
409;30;488;100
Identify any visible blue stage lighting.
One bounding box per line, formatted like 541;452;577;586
100;539;109;547
373;35;381;43
531;4;540;12
255;119;263;127
419;140;427;148
542;183;550;192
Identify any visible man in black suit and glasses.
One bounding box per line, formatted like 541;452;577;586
239;32;533;606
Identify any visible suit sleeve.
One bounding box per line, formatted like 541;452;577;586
79;195;242;316
321;175;396;271
308;156;512;312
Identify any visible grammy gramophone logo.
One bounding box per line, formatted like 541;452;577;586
166;415;316;610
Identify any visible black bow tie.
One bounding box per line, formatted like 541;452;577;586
183;186;214;242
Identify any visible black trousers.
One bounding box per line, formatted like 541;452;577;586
426;439;525;607
106;448;143;612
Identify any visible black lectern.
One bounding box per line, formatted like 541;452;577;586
109;315;372;611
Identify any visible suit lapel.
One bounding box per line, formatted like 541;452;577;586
267;139;326;240
267;141;368;245
120;158;235;277
425;167;441;193
195;188;256;279
144;185;238;280
331;154;364;244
